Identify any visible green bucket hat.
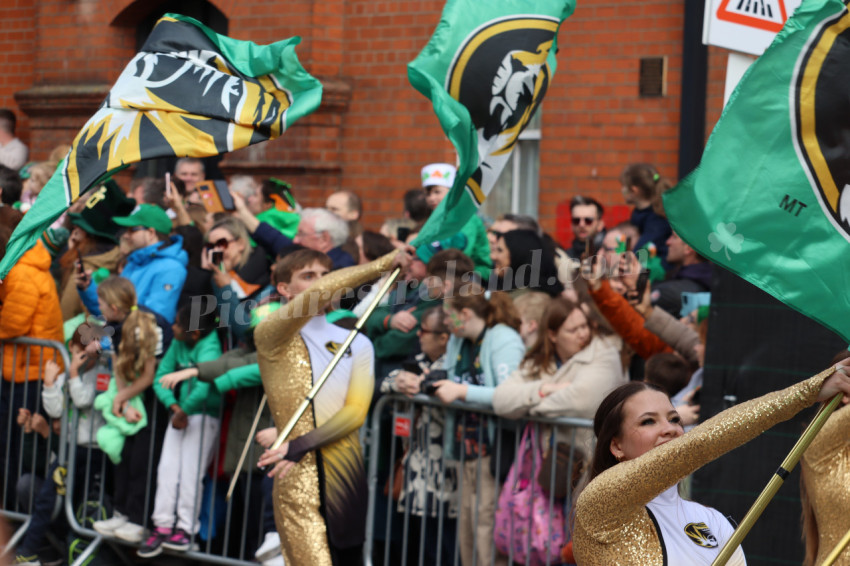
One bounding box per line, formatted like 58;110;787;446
113;203;172;235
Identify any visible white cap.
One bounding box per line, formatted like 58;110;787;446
421;163;456;189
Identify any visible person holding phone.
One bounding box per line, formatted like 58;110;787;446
565;195;607;260
59;182;135;319
648;231;713;317
200;217;271;341
380;306;459;565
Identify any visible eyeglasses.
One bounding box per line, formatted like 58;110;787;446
571;217;597;226
418;326;447;335
204;237;236;250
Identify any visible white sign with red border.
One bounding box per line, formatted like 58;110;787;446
703;0;803;56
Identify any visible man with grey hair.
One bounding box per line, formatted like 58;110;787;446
0;109;28;171
231;193;356;270
229;175;262;213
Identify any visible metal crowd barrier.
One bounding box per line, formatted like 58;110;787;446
364;393;594;566
0;336;278;566
0;338;70;559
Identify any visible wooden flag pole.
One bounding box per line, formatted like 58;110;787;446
711;386;842;566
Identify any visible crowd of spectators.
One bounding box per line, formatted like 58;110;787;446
0;120;712;566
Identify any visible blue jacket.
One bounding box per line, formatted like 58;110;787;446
79;235;188;323
252;221;355;270
442;323;525;456
631;206;672;271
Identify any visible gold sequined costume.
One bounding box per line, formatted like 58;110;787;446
255;252;395;566
801;403;850;565
574;368;834;566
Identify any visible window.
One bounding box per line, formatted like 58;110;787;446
481;107;541;222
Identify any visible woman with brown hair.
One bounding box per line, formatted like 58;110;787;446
492;297;624;450
800;351;850;566
572;363;850;566
432;283;525;566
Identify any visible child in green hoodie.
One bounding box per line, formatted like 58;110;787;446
138;305;222;558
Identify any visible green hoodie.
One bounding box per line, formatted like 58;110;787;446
153;330;223;416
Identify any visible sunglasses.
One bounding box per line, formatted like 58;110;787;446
204;237;236;250
571;217;597;226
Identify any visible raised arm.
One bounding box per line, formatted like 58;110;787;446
576;366;837;538
255;250;397;356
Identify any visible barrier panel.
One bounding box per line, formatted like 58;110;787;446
364;393;594;566
2;339;593;566
0;336;278;566
0;338;70;561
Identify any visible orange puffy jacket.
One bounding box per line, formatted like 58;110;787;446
0;240;64;382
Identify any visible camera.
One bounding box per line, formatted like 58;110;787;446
421;369;447;395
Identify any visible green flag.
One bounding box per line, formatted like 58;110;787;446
0;13;322;279
664;0;850;341
409;0;575;246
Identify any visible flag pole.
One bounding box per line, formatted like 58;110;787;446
822;526;850;566
269;267;401;452
225;393;266;501
711;387;842;566
225;266;402;499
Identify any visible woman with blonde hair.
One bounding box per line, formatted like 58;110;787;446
201;215;270;341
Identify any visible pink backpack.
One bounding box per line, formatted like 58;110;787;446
493;424;567;565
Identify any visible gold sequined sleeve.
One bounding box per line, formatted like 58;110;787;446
803;401;850;468
576;366;835;539
255;251;397;354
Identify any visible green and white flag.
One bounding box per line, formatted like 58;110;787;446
409;0;575;246
0;13;322;279
664;0;850;340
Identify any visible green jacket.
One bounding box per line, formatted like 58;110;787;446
460;214;493;280
93;378;148;464
153;331;223;416
365;289;441;360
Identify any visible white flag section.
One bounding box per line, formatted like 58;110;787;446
703;0;802;55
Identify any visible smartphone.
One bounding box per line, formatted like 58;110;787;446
582;235;597;261
397;227;412;242
690;386;702;406
76;250;85;275
196;180;235;213
211;250;224;266
401;362;423;376
635;270;650;302
624;236;632;252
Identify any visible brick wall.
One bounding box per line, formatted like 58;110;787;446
0;0;729;235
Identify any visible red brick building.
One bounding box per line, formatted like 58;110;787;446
0;0;731;240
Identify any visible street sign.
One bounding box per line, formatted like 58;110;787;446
703;0;803;56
